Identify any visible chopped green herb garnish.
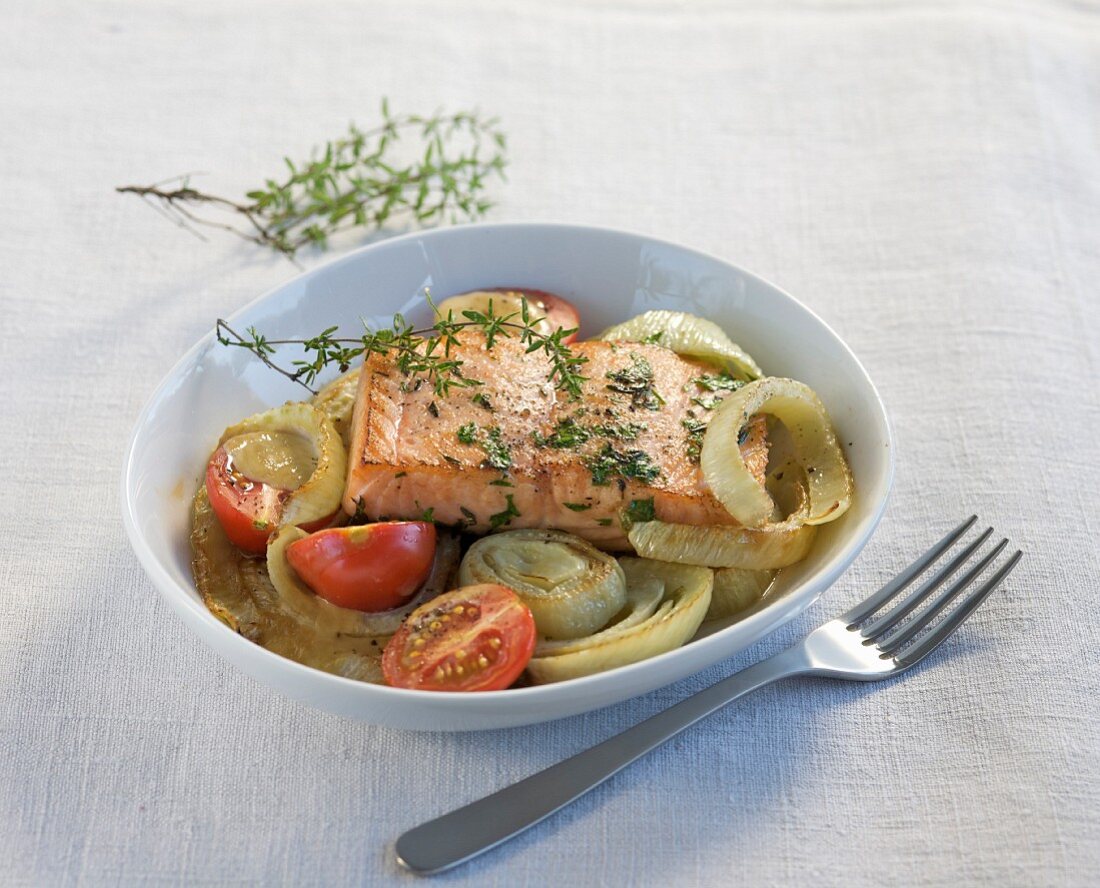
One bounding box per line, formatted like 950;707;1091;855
533;416;647;449
532;417;591;449
605;353;663;411
642;331;663;345
489;478;514;487
596;518;613;527
693;371;746;393
590;421;647;441
481;426;512;471
351;497;369;523
252;519;270;531
417;506;435;522
563;502;592;512
584;443;661;486
394;471;408;478
459;506;477;525
682;417;707;463
623;497;656;523
489;494;520;529
456;422;511;470
692;395;722;411
471;392;493;411
443;454;461;466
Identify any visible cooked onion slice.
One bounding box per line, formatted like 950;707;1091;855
266;525;460;636
219;402;347;529
458;529;627;640
311;369;360;448
526;557;712;684
701;377;852;528
705;568;776;622
599;310;762;380
627;518;816;569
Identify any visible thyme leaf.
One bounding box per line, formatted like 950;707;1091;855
216;292;588;397
116;100;508;260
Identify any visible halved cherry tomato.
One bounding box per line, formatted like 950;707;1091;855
205;446;288;552
382;584;536;691
286;522;436;612
205;446;333;553
491;288;581;344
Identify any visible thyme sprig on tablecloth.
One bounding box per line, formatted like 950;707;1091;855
216;295;587;398
117;101;507;259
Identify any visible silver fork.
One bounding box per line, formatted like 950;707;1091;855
395;516;1022;875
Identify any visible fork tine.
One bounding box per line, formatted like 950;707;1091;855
843;515;977;627
876;538;1008;653
859;527;994;640
895;549;1022;667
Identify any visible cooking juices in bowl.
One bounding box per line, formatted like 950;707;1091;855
191;288;854;691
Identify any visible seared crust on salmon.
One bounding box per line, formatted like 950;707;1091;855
343;333;767;549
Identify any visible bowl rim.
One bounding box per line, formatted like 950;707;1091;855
121;221;895;709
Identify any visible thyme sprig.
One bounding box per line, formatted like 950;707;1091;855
117;100;507;260
216;295;588;397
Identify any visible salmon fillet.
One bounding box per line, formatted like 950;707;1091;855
343;333;768;550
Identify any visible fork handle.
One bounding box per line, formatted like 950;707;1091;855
395;645;811;874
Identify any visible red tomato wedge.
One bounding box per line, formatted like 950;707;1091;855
205;446;288;553
285;522;436;612
382;584;536;692
204;446;333;553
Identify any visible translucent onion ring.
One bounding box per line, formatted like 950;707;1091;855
526;557;713;684
219;402;347;530
701;377;852;528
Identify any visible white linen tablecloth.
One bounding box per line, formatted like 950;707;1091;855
2;1;1097;885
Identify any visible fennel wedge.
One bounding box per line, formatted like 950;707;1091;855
459;530;627;639
627;517;817;569
706;568;777;622
599;310;762;380
527;557;712;683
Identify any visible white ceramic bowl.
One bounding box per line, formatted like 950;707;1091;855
121;223;893;731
